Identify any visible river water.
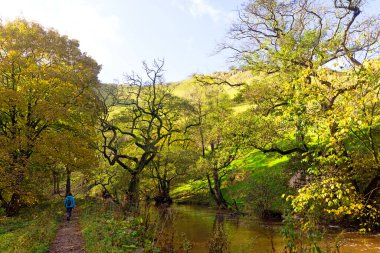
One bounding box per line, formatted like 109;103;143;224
150;204;380;252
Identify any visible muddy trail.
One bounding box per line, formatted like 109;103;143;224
49;209;85;253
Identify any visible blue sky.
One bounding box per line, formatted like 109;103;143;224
0;0;246;83
0;0;379;83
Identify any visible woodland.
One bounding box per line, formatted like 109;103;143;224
0;0;380;252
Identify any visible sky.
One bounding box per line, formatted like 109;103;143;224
0;0;379;83
0;0;246;83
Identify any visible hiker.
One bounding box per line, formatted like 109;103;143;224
64;192;75;221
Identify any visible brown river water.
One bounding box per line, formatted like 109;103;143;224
149;204;380;252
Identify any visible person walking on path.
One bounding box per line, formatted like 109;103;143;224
64;193;75;221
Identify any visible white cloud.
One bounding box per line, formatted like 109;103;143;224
171;0;228;22
189;0;221;21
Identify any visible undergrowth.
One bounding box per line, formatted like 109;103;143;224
0;199;62;253
79;199;160;252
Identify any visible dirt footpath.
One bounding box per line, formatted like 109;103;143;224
49;209;85;253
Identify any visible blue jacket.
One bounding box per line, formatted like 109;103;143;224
64;195;75;208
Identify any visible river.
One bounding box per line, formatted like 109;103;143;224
149;204;380;252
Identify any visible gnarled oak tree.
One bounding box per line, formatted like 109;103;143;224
99;60;183;211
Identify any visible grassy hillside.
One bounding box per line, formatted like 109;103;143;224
171;151;292;216
170;69;254;99
168;69;293;216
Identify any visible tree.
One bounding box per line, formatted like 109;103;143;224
86;160;126;204
0;19;100;216
40;130;99;195
149;138;199;206
185;83;244;209
99;60;183;211
226;0;380;230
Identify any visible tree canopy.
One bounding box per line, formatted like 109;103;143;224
223;0;380;236
0;19;100;216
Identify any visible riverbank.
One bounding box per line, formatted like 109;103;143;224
79;199;161;252
80;200;380;253
172;151;293;219
2;197;380;252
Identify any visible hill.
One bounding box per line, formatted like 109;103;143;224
163;68;293;216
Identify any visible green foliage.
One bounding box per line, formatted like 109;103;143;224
147;142;200;204
223;151;291;214
80;199;159;252
281;214;327;253
172;149;293;215
247;166;290;216
225;0;380;235
0;19;100;215
0;199;62;252
286;177;379;232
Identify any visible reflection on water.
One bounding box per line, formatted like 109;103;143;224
151;205;282;252
153;208;174;252
150;204;380;252
208;214;229;253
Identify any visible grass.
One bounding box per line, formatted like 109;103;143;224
0;198;63;253
224;151;292;213
171;150;293;215
80;198;159;253
171;69;254;100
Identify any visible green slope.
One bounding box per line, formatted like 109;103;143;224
172;151;292;216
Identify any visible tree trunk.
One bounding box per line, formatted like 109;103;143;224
0;162;26;216
207;170;228;209
66;170;71;196
52;171;60;194
154;180;173;206
56;173;60;194
213;168;228;209
4;193;21;217
126;174;140;212
364;175;380;200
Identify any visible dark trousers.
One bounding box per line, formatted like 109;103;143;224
66;207;73;221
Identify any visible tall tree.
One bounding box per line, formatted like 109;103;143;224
199;116;243;210
0;19;100;216
149;138;199;206
186;84;244;209
226;0;380;229
99;60;182;211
